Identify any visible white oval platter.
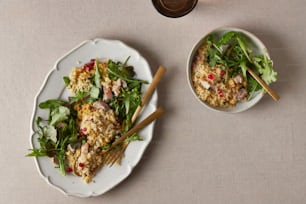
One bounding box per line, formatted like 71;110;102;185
29;39;157;197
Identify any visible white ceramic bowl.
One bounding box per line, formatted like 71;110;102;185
187;27;272;113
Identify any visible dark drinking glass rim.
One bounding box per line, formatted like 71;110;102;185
152;0;198;18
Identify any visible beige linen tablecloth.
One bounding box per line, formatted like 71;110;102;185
1;0;306;203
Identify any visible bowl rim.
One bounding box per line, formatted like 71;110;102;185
186;27;269;113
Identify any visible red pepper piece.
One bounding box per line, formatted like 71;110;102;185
82;59;95;71
217;88;223;97
66;167;73;173
208;74;214;80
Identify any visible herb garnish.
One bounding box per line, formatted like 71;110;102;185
205;31;277;99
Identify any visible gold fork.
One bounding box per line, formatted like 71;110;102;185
103;141;129;165
103;107;164;165
103;66;166;166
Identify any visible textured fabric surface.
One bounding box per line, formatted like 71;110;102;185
1;0;306;203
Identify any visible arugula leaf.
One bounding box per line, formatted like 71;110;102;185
94;59;101;89
57;152;66;175
125;133;143;142
110;84;142;132
247;72;264;100
68;91;89;104
237;35;252;63
67;118;78;142
107;58;147;84
63;76;70;87
35;117;44;136
39;99;66;109
217;31;236;46
239;60;248;78
121;56;136;78
253;55;277;84
27;148;47;157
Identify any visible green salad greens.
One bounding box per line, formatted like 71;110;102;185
28;100;79;175
204;31;277;99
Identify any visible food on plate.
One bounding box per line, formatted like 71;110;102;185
191;31;277;107
28;57;147;183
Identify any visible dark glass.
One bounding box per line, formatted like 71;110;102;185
152;0;198;18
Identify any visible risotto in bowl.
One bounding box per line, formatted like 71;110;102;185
187;27;277;113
